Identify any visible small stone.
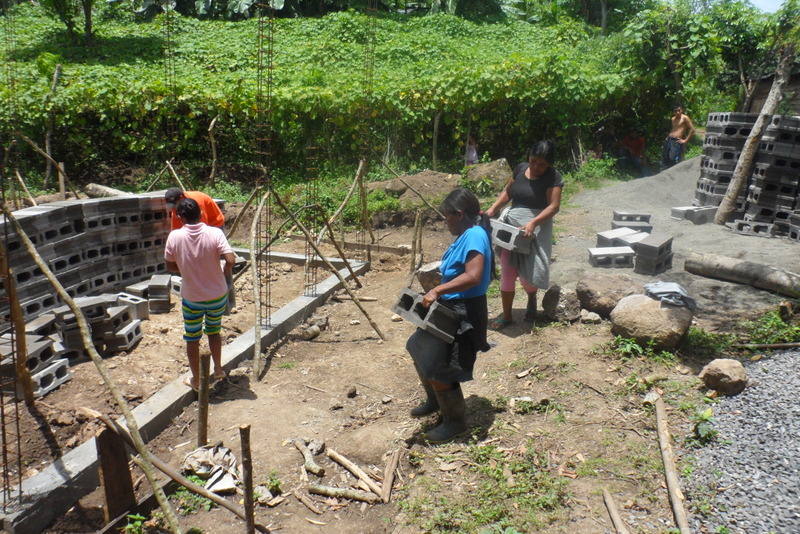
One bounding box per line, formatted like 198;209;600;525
346;386;358;398
699;358;748;395
349;319;361;325
298;325;321;341
750;354;763;361
579;309;602;324
391;313;403;322
308;315;329;330
677;365;691;375
49;412;76;426
254;485;273;505
329;401;344;411
160;327;169;334
381;395;393;404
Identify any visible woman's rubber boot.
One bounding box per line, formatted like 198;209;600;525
524;293;537;323
410;367;438;417
423;386;467;443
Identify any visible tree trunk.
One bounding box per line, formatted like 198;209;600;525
684;252;800;299
714;44;794;224
600;0;608;34
81;0;93;44
43;65;63;187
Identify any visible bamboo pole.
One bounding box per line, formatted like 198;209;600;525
83;408;270;533
654;396;691;534
239;424;255;534
410;210;421;274
14;170;36;206
226;187;260;239
0;204;183;534
602;488;631;534
250;192;269;378
197;353;210;447
144;162;170;192
357;160;376;249
734;342;800;350
0;245;35;404
326;448;382;497
271;188;386;341
165;160;187;191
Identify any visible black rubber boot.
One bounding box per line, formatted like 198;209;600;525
422;386;467;443
524;293;537;322
410;366;438;417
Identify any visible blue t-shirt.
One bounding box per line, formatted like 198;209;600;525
439;225;492;300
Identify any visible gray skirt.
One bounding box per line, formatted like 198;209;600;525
499;205;553;290
406;329;474;384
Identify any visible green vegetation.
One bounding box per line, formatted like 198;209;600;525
122;514;148;534
607;336;676;365
741;310;800;345
170;475;215;514
400;442;568;532
277;361;296;369
681;327;734;359
689;407;718;446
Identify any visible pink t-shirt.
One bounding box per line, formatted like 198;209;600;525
164;223;233;302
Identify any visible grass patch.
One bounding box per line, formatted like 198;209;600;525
741;310;800;345
277;361;297;369
400;443;568;532
604;336;677;365
681;327;734;359
171;475;214;515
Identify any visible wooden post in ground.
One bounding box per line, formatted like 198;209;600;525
0;245;35;404
96;427;136;523
410;210;420;274
197;353;210;447
58;162;66;200
239;424;255;534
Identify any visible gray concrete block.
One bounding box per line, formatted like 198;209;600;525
634;233;673;260
611;220;652;233
25;313;56;337
125;281;149;298
634;253;674;275
148;298;171;314
686;206;718;225
596;227;637;247
788;225;800;242
31;358;71;398
391;288;460;344
612;210;651;223
615;231;650;247
670;206;696;220
106;305;133;332
148;274;171;298
744;204;777;222
118;293;149;320
587;247;635;268
731;219;775;237
170;276;182;295
19;293;59;321
490;218;534;253
106;320;142;352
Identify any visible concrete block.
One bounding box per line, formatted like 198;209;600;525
490;218;534;253
106;320;143;352
118;293;149;320
744;204;777;222
615;231;650;248
634;253;674;275
612;210;651;223
148;298;171;314
707;112;759;126
769;115;800;132
751;177;797;197
611;220;652;233
83;213;116;232
685;206;718;225
759;140;800;159
788;225;800;242
634;233;672;260
731;219;775;237
789;212;800;227
48;251;83;275
0;338;56;376
12;263;44;289
772;220;791;236
391;288;460;343
588;247;635;268
51;339;85;361
170;277;182;295
148;274;171;298
25;313;56;337
697;177;729;195
19;293;59;320
596;227;637;247
125;281;150;298
756;153;800;172
670;206;696;220
31;358;71;398
106;305;133;331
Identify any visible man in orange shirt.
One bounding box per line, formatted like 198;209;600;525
165;188;225;230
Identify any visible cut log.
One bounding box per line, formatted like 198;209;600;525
684;252;800;299
308;483;380;504
84;183;133;198
292;438;325;476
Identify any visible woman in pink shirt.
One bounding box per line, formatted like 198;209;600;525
164;198;235;390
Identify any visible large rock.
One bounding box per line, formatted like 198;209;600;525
366;170;461;205
463;159;512;192
699;359;748;395
609;294;693;349
576;273;638;318
417;261;442;293
541;285;581;322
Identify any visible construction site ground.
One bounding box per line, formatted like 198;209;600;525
24;157;795;533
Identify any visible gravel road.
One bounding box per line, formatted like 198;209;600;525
687;350;800;534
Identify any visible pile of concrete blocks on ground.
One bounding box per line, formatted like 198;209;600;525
588;211;673;275
686;112;800;240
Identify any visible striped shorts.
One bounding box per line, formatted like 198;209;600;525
182;294;228;341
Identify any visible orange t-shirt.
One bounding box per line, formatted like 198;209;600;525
170;191;225;230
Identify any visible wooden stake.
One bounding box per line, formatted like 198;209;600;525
293;490;322;514
58;162;66;200
654;396;691;534
410;211;420;274
271;188;386;341
602;488;630;534
197;353;210;447
96;427;136;523
356;159;376;250
16;132;76;196
83;408;270;533
313;205;362;288
250;191;269;378
380;449;401;503
0;245;35;404
326;448;382;497
14;170;36;206
316;159;367;245
239;424;255;534
165;160;187;191
308;483;380;504
144;162;170;192
207;115;219;185
226;187;260;239
1;205;184;534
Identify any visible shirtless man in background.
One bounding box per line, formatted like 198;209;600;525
662;106;695;169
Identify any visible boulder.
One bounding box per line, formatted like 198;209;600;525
576;273;638;318
699;359;748;395
463;159;512;192
417;261;442;293
609;294;693;349
541;285;581;322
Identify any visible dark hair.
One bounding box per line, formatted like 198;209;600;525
526;140;555;164
673;105;683;112
176;198;201;224
165;188;184;203
440;187;496;279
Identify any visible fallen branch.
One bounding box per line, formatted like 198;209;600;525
1;204;183;534
733;341;800;350
271;188;385;341
326;448;382;497
380;449;401;503
653;396;691;534
165;160;187;191
82;407;271;533
144;162;171;193
378;160;444;219
304;384;328;393
293;490;322;514
684;252;800;299
602;488;631;534
308;483;380;504
316;159;367;246
332;295;377;302
250;191;269;378
292;439;325;476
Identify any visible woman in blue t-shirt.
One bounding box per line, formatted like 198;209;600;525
405;188;493;443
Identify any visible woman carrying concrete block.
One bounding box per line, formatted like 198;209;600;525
484;140;563;329
404;188;493;443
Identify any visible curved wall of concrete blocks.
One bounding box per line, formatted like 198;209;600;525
2;192;171;323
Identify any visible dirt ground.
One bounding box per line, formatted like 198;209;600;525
22;156;797;533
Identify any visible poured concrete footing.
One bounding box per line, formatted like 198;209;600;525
0;251;367;534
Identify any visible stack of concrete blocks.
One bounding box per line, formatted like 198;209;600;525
789;211;800;242
0;192;175;324
392;288;460;343
588;212;653;268
1;332;72;398
694;113;800;238
147;274;172;313
633;233;673;275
